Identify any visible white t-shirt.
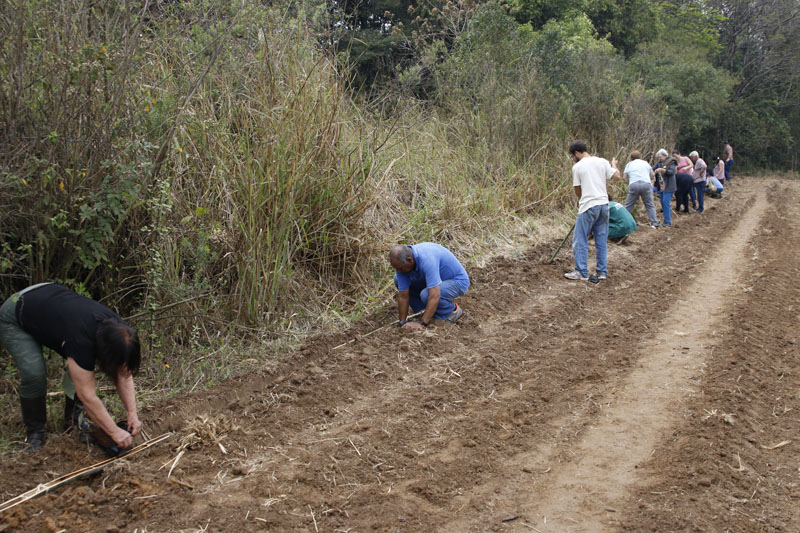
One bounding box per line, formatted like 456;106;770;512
623;159;652;185
573;156;614;213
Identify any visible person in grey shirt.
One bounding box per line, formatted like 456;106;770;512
622;150;659;228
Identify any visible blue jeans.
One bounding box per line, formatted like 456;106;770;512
573;204;609;277
660;191;673;225
692;182;704;212
395;278;468;319
725;159;733;180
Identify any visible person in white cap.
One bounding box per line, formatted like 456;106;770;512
689;151;707;212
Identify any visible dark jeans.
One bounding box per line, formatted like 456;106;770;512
675;173;693;213
692;182;705;212
725;159;733;180
659;191;673;225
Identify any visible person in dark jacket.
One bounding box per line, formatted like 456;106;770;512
653;149;677;227
0;283;142;452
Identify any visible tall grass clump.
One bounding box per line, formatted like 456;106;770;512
161;28;388;325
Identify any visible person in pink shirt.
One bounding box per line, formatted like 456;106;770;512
713;155;725;180
674;150;693;176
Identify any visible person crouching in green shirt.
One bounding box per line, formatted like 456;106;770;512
608;198;638;243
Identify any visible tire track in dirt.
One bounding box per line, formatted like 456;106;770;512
619;180;800;532
451;185;769;531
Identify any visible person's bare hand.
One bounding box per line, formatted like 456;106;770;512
402;321;425;331
112;427;133;448
127;415;142;437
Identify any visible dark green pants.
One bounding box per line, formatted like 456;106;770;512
0;284;75;399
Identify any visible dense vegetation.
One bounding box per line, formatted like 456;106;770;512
1;0;798;396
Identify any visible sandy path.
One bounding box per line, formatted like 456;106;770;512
453;186;768;531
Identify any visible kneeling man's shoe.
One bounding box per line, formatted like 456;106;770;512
445;303;463;323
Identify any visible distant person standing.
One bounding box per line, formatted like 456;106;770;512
712;154;726;185
622;151;659;228
564;140;620;282
689;151;707;213
653;149;677;227
723;141;734;181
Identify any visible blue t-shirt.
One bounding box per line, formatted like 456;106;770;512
394;243;470;292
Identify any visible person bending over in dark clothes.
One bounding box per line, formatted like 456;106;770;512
675;172;694;214
0;283;141;452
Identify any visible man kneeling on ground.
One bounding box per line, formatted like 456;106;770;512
389;243;470;330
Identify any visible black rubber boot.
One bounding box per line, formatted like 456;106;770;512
19;395;47;452
63;395;91;443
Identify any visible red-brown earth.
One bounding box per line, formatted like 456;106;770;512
2;177;798;532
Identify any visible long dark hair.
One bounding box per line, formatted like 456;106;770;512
95;319;141;378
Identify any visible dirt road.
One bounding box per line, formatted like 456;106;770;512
2;178;799;532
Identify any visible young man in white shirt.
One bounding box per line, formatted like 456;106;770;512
565;140;620;281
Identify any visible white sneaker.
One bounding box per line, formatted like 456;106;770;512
564;270;589;281
596;272;608;280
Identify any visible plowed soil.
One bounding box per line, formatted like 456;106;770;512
2;178;799;532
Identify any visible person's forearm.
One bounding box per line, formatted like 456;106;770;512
116;374;137;420
397;292;410;321
79;390;120;437
422;296;439;325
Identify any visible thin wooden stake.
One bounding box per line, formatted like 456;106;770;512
0;433;171;514
332;310;424;350
309;505;318;532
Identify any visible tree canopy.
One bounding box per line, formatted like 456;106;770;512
332;0;800;169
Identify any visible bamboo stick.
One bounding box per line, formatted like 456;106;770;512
0;433;171;514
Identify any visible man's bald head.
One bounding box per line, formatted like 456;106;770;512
389;245;415;273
